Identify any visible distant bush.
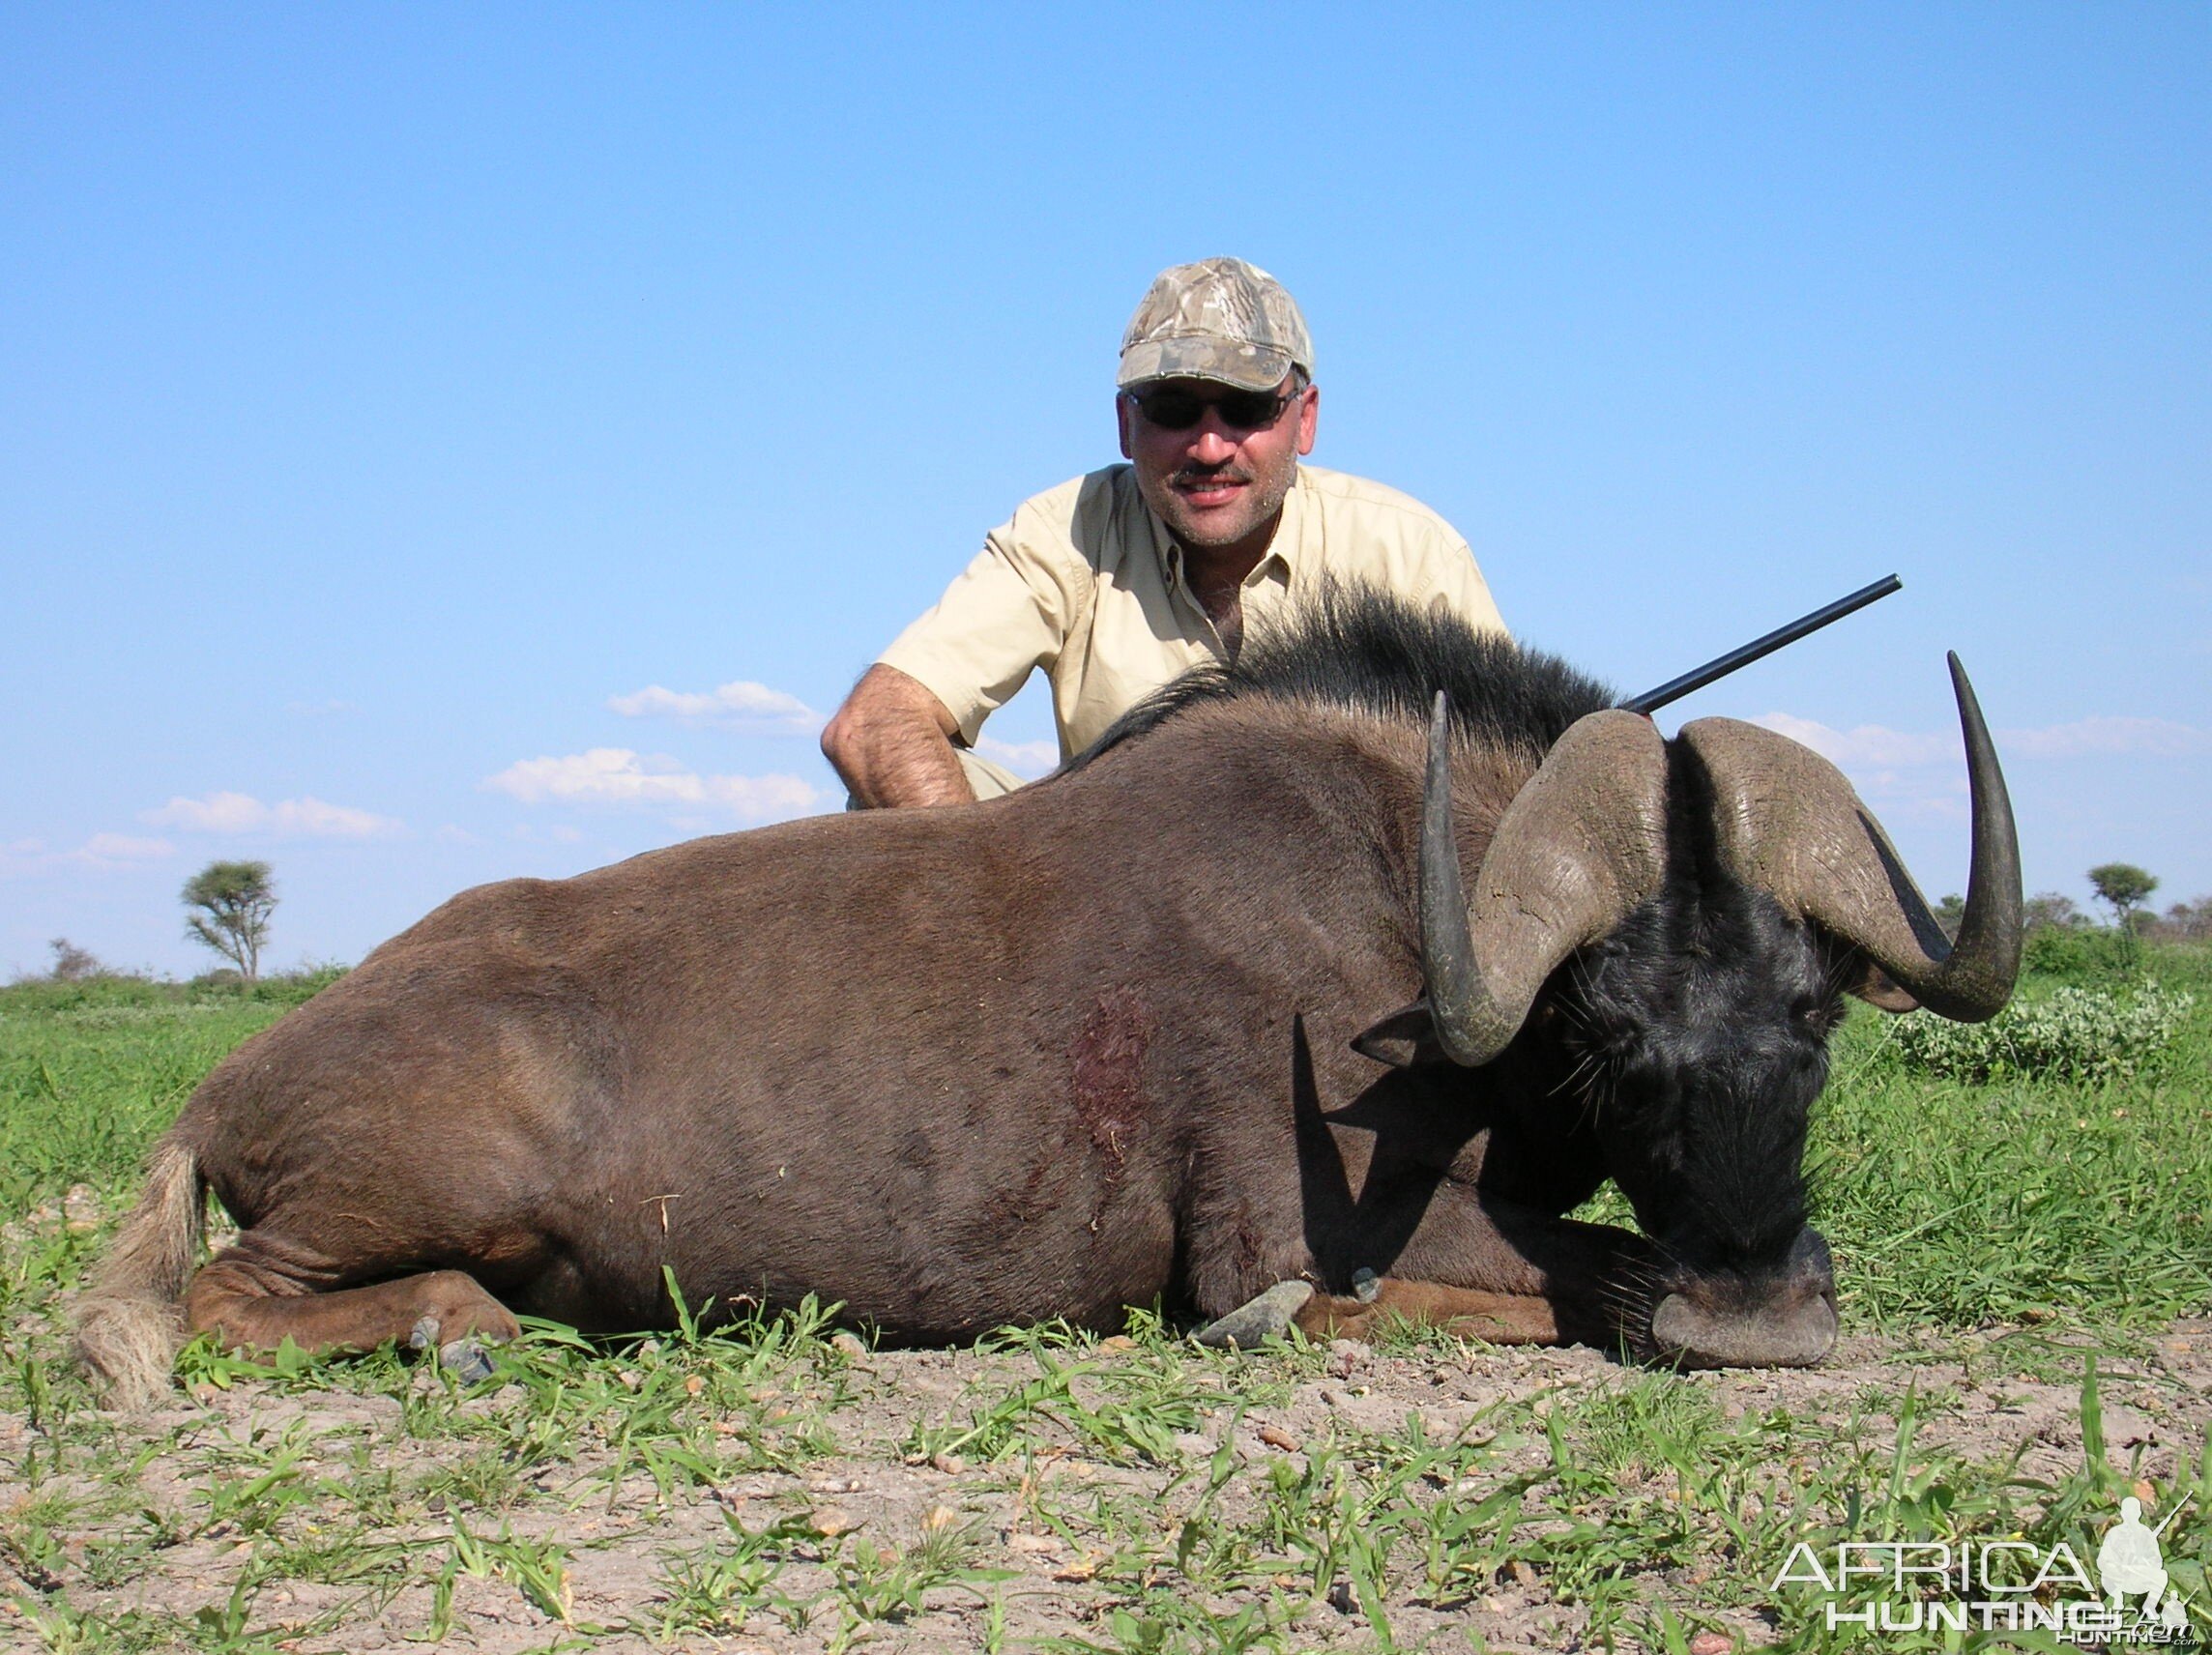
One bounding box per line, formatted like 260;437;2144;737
2023;890;2088;932
246;962;350;1005
1891;981;2196;1085
46;937;104;981
2021;923;2141;981
2153;895;2212;943
0;961;350;1019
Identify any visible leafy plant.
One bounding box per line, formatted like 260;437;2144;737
1888;981;2195;1084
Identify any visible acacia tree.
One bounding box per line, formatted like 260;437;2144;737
2087;862;2159;931
2087;862;2158;968
182;859;276;981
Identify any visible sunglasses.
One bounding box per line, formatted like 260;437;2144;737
1124;384;1298;432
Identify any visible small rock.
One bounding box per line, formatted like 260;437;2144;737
1257;1425;1301;1452
830;1331;868;1360
811;1507;861;1537
930;1452;966;1474
1098;1335;1137;1353
1051;1555;1099;1582
1688;1634;1732;1655
684;1374;705;1397
1510;1559;1538;1586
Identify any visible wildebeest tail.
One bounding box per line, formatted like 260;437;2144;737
73;1137;204;1409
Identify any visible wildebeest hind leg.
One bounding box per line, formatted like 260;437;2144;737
186;1230;521;1358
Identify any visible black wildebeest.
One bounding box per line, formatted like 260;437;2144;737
77;590;2022;1405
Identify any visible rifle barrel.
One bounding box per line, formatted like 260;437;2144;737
1619;573;1903;715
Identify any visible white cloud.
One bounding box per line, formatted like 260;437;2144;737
608;681;822;734
1999;716;2211;760
1745;710;2211;829
483;748;823;822
76;832;176;863
143;792;403;838
1752;712;2210;767
975;735;1061;778
0;832;175;877
1749;714;1955;769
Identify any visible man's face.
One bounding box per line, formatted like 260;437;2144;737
1117;373;1320;552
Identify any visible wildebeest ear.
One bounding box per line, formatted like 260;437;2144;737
1846;958;1922;1013
1352;1002;1443;1067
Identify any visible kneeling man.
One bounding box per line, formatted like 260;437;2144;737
822;256;1507;806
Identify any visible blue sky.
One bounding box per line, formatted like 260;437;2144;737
3;5;2205;977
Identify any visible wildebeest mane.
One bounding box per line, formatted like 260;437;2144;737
1067;581;1615;771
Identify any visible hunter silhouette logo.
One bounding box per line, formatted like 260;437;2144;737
1770;1490;2199;1643
2099;1495;2194;1637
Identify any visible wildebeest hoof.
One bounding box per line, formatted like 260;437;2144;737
437;1337;496;1383
1350;1267;1381;1303
1194;1280;1313;1350
406;1315;441;1351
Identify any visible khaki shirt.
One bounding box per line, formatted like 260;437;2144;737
880;464;1507;761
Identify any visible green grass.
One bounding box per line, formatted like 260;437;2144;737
1814;941;2212;1331
0;946;2205;1651
0;970;336;1211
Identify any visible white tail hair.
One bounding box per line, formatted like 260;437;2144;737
73;1138;204;1409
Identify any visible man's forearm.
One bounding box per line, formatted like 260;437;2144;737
821;665;977;808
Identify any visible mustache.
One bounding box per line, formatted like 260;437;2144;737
1172;466;1255;489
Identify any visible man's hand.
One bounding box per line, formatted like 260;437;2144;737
820;665;976;808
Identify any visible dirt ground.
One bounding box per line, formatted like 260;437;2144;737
6;1308;2208;1655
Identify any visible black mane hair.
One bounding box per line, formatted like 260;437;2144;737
1065;581;1615;772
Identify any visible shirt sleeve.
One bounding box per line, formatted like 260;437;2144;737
1418;536;1509;640
876;513;1081;748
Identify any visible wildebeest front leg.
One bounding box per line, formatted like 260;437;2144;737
1324;1184;1649;1350
1198;1200;1644;1350
186;1230;521;1362
1275;1138;1652;1350
1294;1280;1565;1344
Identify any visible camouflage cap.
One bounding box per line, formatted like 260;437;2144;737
1116;257;1314;392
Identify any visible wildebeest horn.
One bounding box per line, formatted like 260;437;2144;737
1418;696;1671;1066
1680;653;2023;1022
